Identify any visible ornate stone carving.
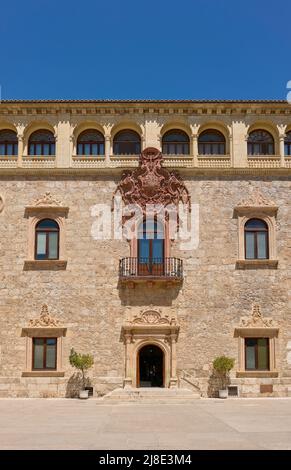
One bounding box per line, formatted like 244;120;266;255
236;190;276;208
0;195;4;214
114;147;191;212
240;304;275;328
29;304;60;327
33;192;62;207
131;308;177;325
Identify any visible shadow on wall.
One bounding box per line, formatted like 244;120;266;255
118;283;181;307
207;371;230;398
65;373;92;398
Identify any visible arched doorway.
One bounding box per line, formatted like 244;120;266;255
137;344;164;387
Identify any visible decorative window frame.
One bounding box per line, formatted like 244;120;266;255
24;192;69;270
234;191;278;269
21;304;67;377
234;305;279;378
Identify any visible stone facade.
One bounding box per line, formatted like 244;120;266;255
1;99;291;398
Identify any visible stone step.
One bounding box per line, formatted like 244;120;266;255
99;387;201;404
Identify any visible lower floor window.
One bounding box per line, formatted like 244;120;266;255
245;338;269;370
33;338;57;370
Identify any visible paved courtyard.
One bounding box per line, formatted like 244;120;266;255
0;398;291;450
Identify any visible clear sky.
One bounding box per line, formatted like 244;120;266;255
1;0;290;100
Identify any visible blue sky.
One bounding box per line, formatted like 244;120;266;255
1;0;290;100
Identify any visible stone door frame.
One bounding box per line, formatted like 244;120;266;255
121;309;179;389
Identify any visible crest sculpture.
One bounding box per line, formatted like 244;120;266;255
114;147;191;213
29;304;60;327
240;304;275;328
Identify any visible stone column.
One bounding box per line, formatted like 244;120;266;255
279;134;286;167
169;334;178;388
17;134;23;167
123;334;133;388
191;133;198;167
105;135;111;164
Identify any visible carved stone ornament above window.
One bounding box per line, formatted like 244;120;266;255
22;304;66;336
131;308;177;325
114;147;191;213
234;190;278;215
0;195;3;214
234;304;278;337
25;192;69;216
240;304;275;328
29;304;60;327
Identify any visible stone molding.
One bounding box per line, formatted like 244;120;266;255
25;194;68;265
23;260;67;271
234;304;279;377
235;191;278;264
121;308;180;389
234;190;278;216
25;191;69;216
21;305;66;375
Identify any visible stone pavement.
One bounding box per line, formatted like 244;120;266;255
0;398;291;450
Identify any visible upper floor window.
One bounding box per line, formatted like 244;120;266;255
33;337;57;370
113;130;141;155
77;129;105;156
0;130;18;156
162;130;190;155
244;218;268;260
247;130;274;156
28;130;55;156
137;219;164;276
198;130;226;155
245;338;269;371
35;219;59;260
284;131;291;156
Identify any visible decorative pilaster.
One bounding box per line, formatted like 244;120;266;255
279;134;286;167
17;133;23;167
104;135;110;164
124;333;133;388
191;133;198;167
169;333;178;388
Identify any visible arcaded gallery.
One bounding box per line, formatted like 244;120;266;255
0;99;291;399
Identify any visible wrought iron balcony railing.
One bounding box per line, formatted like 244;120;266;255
119;257;183;280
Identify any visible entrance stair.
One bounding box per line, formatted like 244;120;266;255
99;387;201;404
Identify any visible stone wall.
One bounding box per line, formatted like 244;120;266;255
1;174;291;397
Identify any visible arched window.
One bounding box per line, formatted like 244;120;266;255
113;130;141;155
162;130;190;155
77;129;105;156
0;130;18;156
198;130;226;155
28;130;55;156
284;131;291;156
35;219;59;260
247;130;274;156
137;219;164;275
244;219;268;260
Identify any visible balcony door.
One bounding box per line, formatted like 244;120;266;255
138;219;164;276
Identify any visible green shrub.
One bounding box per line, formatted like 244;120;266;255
212;356;235;389
69;348;94;390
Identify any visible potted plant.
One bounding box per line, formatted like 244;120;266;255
212;355;235;399
69;348;94;399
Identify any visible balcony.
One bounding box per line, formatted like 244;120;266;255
119;257;183;287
